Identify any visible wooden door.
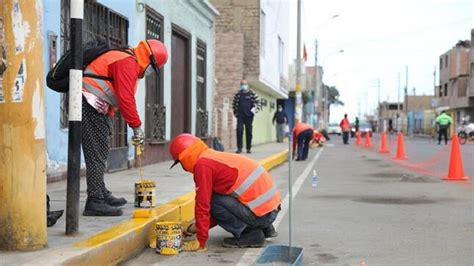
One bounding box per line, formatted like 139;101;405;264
171;29;191;138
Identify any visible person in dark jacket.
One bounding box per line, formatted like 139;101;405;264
272;105;288;142
232;80;260;153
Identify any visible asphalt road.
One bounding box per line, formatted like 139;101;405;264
123;140;473;265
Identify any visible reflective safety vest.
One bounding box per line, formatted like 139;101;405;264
82;50;134;108
200;149;281;216
293;123;313;137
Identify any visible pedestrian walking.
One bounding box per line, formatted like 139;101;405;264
81;39;168;216
339;114;350;144
169;134;280;251
435;111;453;145
292;123;314;161
272;105;288;142
232;80;260;153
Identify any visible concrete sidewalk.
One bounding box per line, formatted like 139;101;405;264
0;142;287;264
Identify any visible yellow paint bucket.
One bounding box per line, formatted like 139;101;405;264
134;180;156;208
155;222;182;255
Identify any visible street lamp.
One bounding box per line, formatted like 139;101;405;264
319;49;344;129
312;14;340;127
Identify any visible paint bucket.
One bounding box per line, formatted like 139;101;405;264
134;180;156;208
155;222;182;255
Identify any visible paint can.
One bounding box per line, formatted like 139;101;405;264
155;222;182;255
134;180;156;208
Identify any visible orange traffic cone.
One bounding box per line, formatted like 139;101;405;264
365;132;372;148
379;132;389;153
443;134;469;181
393;132;407;160
355;131;361;146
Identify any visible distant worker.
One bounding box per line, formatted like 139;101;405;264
292;123;314;161
272;105;288;142
355;116;360;133
435;111;453;145
339;114;350;144
233;80;260;153
82;39;168;216
169;134;280;251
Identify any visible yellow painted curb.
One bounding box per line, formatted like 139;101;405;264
66;149;288;265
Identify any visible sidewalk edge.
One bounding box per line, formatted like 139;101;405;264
55;149;288;265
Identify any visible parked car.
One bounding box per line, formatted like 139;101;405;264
351;121;373;137
327;123;342;135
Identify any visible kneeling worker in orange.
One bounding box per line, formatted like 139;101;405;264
169;134;281;251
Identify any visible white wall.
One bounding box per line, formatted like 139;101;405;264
259;0;289;94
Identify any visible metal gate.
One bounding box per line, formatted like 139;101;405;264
145;7;166;142
61;0;129;172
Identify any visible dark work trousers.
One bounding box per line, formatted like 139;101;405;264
438;125;448;144
342;131;349;144
210;193;279;238
236;115;254;151
82;99;112;200
297;129;313;160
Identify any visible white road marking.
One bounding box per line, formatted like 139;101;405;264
237;148;325;265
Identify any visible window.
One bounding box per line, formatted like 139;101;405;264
445;55;448;68
60;0;129;149
440;57;443;69
144;7;165;142
278;36;284;75
444;83;448;97
196;40;208;138
260;10;266;58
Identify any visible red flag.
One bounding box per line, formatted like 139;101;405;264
303;44;308;62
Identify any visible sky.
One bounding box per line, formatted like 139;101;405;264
288;0;474;122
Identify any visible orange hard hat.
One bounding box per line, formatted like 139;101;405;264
147;39;168;70
169;133;200;168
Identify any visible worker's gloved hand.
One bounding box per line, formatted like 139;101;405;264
182;239;206;252
182;220;196;237
131;127;144;147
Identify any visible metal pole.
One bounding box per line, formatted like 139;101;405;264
66;0;84;235
295;0;302;125
288;132;293;250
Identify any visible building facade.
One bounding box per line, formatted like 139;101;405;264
43;0;218;180
210;0;289;150
436;38;473;127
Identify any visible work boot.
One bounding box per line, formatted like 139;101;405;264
104;193;127;207
262;224;278;238
83;198;123;216
236;149;242;154
222;228;265;248
246;149;252;154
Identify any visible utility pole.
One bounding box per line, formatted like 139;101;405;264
314;39;318;128
397;72;400;132
294;0;302;125
377;78;381;132
404;65;408;133
66;0;84;235
0;0;47;250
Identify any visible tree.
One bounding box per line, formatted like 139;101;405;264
324;85;344;122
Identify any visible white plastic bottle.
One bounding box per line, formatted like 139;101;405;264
311;170;318;188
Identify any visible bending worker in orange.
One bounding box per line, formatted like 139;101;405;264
292;122;314;161
169;134;281;251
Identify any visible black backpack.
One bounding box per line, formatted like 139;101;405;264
46;39;130;93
